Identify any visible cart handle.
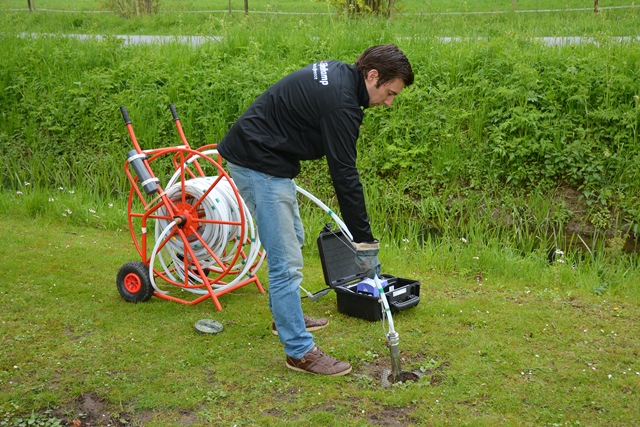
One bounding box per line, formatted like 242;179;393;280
169;104;179;121
120;106;131;125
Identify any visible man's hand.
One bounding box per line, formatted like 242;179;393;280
353;240;381;279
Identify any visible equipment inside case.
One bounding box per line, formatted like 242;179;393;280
316;225;421;321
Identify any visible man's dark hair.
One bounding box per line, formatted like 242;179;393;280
355;44;414;88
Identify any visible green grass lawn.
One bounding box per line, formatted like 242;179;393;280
1;214;638;426
3;0;638;38
2;0;638;12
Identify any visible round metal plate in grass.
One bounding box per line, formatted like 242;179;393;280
194;319;224;334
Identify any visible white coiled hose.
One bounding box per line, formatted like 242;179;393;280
149;150;264;295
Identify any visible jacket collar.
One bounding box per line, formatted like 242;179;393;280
351;64;370;109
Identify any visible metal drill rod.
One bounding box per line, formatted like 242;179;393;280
387;331;403;383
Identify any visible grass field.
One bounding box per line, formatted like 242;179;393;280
2;0;639;12
1;214;639;426
3;0;639;37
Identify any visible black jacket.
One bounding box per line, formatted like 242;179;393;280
217;60;374;243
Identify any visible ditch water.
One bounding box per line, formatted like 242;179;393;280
559;230;639;255
416;225;639;256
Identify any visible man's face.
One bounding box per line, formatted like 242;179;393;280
365;70;405;108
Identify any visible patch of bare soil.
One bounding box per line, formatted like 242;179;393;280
357;352;448;386
53;392;138;427
385;370;421;384
358;354;394;381
367;405;415;427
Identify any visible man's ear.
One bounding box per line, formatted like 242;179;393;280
366;69;379;83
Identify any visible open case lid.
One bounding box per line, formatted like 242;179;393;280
316;225;366;288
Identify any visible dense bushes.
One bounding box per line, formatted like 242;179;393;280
358;38;639;232
1;21;639;241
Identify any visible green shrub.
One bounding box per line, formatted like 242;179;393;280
1;18;638;248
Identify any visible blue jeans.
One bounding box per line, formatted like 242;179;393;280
226;162;315;359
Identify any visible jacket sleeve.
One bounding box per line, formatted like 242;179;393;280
318;108;375;243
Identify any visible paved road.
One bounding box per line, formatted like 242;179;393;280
18;32;222;45
17;32;640;46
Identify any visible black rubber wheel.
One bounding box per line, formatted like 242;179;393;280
116;261;154;303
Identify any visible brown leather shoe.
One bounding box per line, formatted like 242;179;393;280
271;315;329;336
286;346;352;376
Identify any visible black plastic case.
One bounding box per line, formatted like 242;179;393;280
316;226;421;321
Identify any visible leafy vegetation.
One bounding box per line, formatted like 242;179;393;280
99;0;161;17
316;0;401;16
1;11;639;251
